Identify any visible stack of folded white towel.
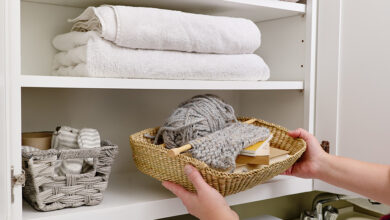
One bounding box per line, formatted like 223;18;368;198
52;5;270;81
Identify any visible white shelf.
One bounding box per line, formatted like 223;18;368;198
20;75;304;90
23;171;312;220
22;0;305;22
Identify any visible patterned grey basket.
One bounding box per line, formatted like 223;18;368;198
22;142;118;212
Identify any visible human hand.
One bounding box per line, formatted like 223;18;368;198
162;165;238;220
283;128;330;179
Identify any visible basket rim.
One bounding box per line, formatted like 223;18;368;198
130;117;306;178
22;144;118;159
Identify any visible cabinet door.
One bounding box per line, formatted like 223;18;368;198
0;0;10;218
1;0;23;219
314;0;390;195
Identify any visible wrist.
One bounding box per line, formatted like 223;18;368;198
314;153;334;180
229;209;239;220
204;208;238;220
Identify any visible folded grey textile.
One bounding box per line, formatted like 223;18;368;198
189;122;270;170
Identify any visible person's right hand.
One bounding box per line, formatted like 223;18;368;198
283;128;330;179
162;165;238;220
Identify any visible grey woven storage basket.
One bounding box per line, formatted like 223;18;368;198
22;142;118;212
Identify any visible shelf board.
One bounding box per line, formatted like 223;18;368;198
22;0;305;22
20;75;304;90
23;171;312;220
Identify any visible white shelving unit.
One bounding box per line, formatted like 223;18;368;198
21;76;304;90
23;172;312;220
23;0;305;22
1;0;319;219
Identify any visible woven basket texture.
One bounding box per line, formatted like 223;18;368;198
22;143;118;211
130;117;306;196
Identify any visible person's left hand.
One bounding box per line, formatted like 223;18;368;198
162;165;238;220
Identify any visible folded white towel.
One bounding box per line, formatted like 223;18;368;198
70;6;261;54
52;32;270;81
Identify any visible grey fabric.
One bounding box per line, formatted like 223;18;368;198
155;94;270;170
155;94;237;148
189;122;270;170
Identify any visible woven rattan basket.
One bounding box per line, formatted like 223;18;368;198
22;142;118;211
130;118;306;196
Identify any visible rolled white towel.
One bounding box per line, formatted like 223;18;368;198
78;128;101;166
51;126;83;176
70;5;261;54
52;32;270;81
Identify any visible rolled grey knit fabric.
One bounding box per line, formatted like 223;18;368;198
155;94;237;148
189;122;270;170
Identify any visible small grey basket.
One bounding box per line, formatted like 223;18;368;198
22;142;118;212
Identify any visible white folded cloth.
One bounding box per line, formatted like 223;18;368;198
51;126;101;176
52;126;83;176
52;32;270;81
77;128;101;166
70;6;261;54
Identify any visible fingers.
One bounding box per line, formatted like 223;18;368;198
184;165;209;191
288;128;312;142
282;167;293;176
162;181;192;201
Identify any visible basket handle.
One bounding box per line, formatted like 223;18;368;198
58;148;101;160
167;118;257;157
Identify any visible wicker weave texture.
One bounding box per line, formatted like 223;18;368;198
130;118;306;196
22;144;118;211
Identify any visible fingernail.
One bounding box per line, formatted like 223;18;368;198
184;165;192;175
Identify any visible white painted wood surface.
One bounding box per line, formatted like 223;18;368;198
0;0;9;218
303;0;317;133
314;0;390;194
22;0;305;22
21;76;304;90
313;0;343;194
2;0;23;220
23;172;312;220
3;0;318;219
336;0;390;165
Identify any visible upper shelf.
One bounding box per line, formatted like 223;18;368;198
22;0;306;22
20;75;304;90
23;171;312;220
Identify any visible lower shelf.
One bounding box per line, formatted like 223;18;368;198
23;171;312;220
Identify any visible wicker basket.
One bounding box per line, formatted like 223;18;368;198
22;142;118;211
130;118;306;196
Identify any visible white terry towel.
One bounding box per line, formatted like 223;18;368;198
52;32;270;81
70;5;261;54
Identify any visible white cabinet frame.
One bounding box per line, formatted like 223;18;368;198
1;0;324;219
1;0;22;219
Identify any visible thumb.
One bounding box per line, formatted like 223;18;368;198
184;165;209;191
288;128;312;143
